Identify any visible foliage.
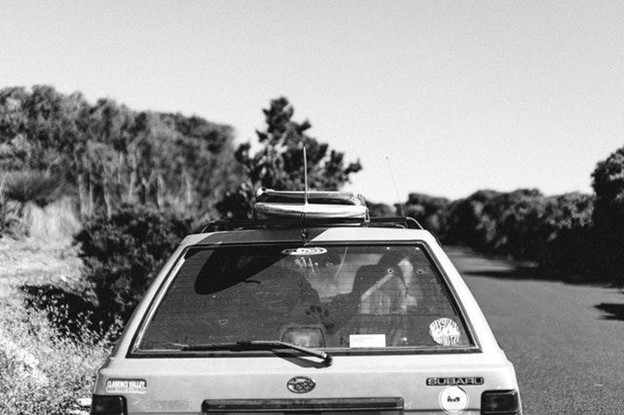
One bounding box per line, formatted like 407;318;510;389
0;170;66;206
367;201;396;217
444;189;596;280
75;204;191;323
539;192;595;277
444;190;502;249
591;145;624;283
403;193;450;236
0;85;239;219
0;296;115;415
217;97;362;218
480;189;546;260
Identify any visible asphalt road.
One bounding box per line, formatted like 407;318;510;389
446;247;624;414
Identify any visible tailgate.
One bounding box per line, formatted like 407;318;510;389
95;353;518;414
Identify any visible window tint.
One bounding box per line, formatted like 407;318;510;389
136;244;473;352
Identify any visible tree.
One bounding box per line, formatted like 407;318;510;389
217;97;362;218
591;146;624;282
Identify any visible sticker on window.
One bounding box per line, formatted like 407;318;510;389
281;247;327;256
349;334;386;348
429;318;461;346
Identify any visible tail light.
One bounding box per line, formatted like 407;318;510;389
90;395;126;415
481;390;521;415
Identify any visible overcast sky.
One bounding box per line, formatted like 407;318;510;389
1;1;623;203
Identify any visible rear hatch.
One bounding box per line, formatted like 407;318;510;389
96;351;518;414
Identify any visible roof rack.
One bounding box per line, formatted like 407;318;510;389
201;216;423;233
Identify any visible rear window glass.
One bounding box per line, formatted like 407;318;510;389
135;244;473;352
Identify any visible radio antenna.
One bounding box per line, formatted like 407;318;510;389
386;156;405;217
303;145;309;206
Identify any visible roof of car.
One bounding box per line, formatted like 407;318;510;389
183;223;436;247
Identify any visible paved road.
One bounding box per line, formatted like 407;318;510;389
446;247;624;414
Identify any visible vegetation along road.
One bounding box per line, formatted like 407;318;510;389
447;247;624;414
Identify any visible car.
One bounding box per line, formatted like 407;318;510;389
90;188;522;415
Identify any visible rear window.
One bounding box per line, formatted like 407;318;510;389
134;244;474;353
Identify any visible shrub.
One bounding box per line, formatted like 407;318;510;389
367;201;396;217
444;190;501;250
1;170;67;206
403;193;450;237
591;146;624;283
0;296;116;415
75;204;191;324
483;189;546;260
539;193;595;279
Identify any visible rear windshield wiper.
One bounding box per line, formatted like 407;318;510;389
176;340;333;367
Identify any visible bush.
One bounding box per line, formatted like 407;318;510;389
444;190;501;250
403;193;450;237
483;189;546;260
75;204;191;324
539;193;595;278
367;201;396;217
1;170;67;206
0;296;115;415
591;146;624;283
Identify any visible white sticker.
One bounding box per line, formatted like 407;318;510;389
105;379;147;394
281;247;327;256
439;386;468;414
429;318;461;346
349;334;386;348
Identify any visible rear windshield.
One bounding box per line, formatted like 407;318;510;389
135;244;474;353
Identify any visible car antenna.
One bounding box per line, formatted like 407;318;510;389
304;145;309;208
300;144;309;244
386;155;406;217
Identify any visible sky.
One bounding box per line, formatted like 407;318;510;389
1;0;623;204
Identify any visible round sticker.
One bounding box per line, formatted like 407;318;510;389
429;318;461;346
439;386;468;414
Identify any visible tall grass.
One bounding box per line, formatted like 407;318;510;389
23;196;82;243
0;295;118;415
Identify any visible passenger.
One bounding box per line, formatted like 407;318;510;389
325;248;423;345
375;249;423;309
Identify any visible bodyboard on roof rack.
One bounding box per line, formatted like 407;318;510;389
256;188;366;206
254;188;368;220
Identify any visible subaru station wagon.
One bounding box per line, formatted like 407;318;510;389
90;189;522;415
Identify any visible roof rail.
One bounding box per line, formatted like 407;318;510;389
368;216;423;229
201;216;422;233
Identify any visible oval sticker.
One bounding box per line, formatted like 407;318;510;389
429;318;461;346
287;376;316;394
281;247;327;256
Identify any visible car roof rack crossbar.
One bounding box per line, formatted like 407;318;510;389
201;216;422;233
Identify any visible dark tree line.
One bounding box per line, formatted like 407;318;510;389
378;146;624;285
